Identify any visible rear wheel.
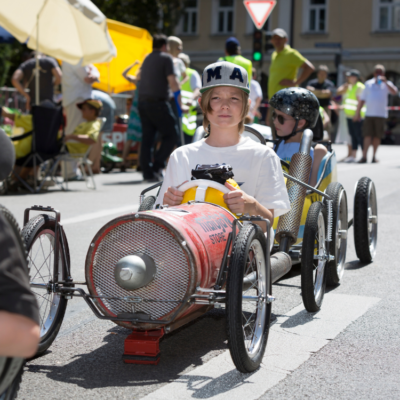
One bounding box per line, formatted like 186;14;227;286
101;160;115;173
22;215;70;357
301;202;327;312
138;196;156;211
226;224;271;373
324;183;348;286
354;177;378;263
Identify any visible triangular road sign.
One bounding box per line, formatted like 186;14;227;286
244;0;277;30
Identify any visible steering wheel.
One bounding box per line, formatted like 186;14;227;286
179;179;230;202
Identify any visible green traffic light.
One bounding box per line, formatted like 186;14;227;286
253;51;262;61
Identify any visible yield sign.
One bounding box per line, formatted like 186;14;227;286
244;0;277;30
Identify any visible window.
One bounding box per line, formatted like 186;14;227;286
213;0;235;34
308;0;327;32
378;0;400;30
179;0;198;35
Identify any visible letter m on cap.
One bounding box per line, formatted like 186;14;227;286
207;66;222;82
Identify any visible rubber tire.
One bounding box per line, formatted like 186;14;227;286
138;196;156;211
101;161;115;173
226;224;271;373
22;214;70;357
354;177;377;263
301;201;327;312
324;183;348;286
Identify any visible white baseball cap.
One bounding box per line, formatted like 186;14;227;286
200;61;250;94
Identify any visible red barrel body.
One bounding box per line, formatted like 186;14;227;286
85;203;235;330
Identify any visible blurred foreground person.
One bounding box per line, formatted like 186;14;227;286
355;64;398;163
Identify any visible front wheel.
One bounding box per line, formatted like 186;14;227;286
226;224;271;373
22;214;70;357
301;201;327;312
354;177;378;263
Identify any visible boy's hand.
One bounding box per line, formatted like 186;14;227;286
223;182;256;215
163;181;188;206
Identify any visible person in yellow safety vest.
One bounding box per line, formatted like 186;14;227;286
218;37;252;84
337;69;366;162
178;53;202;145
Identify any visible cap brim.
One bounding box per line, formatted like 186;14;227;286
200;83;250;94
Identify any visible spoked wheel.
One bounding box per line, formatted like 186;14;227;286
324;183;348;286
354;177;378;263
226;224;271;373
22;214;70;357
301;201;328;312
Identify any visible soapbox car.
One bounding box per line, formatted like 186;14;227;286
23;126;377;374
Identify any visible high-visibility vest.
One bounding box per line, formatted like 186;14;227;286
344;82;366;118
182;68;198;136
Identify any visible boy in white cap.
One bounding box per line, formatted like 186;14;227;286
155;61;290;230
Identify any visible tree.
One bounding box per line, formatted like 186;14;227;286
92;0;184;35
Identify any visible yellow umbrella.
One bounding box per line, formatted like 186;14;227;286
93;19;152;94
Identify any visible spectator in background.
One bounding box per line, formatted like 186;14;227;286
355;64;398;163
138;34;181;182
178;53;201;144
92;90;116;174
336;69;366;162
11;52;62;110
62;61;100;136
248;68;263;124
218;37;252;83
167;36;188;146
121;61;142;171
267;28;314;128
306;65;335;118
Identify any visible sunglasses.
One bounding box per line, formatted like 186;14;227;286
272;110;295;125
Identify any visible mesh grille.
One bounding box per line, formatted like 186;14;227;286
276;153;312;244
90;220;190;320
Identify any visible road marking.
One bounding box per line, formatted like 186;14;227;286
143;293;380;400
61;204;139;225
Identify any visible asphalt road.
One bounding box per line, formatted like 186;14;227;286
2;144;400;399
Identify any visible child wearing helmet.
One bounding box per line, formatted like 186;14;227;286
269;87;328;187
155;61;290;231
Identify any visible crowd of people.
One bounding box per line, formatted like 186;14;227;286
1;27;398;190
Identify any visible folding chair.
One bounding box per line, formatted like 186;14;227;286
52;117;106;190
11;103;64;193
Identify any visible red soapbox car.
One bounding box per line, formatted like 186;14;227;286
23;127;378;373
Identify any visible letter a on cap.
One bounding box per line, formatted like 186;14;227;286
229;67;244;83
207;66;222;82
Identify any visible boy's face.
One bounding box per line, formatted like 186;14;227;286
207;87;245;130
81;104;96;120
272;108;306;136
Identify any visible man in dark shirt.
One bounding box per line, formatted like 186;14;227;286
11;52;62;110
139;34;181;182
306;65;335;109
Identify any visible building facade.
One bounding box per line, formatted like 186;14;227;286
176;0;400;89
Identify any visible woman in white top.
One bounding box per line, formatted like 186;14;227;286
156;61;290;231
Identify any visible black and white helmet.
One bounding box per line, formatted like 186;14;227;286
270;87;320;128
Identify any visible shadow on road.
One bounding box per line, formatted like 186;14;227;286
25;310;229;391
345;260;371;270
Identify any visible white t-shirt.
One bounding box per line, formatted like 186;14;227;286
62;61;100;107
360;78;396;118
155;136;290;218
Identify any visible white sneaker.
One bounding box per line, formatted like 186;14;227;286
343;156;356;163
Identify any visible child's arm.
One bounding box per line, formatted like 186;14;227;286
64;134;96;145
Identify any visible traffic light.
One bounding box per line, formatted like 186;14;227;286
253;29;263;63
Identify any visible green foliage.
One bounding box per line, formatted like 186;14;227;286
92;0;184;35
0;41;28;87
